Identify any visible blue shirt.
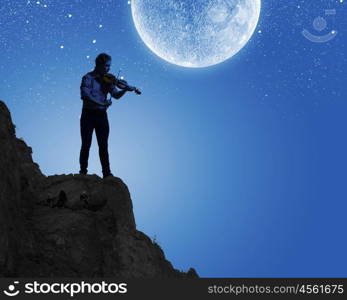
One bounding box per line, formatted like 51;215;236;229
80;71;119;111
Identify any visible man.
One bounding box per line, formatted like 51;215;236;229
79;53;130;178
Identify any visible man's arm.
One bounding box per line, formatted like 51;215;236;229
110;85;128;100
80;75;107;106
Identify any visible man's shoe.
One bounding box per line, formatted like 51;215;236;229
103;173;114;179
79;170;87;175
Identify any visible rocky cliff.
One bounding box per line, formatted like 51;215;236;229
0;100;197;278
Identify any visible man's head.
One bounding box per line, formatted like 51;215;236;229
95;53;112;75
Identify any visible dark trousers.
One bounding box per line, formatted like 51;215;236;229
79;108;111;176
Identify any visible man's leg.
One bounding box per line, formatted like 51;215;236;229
79;109;94;174
95;111;111;177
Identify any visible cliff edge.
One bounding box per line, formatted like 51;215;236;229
0;100;197;278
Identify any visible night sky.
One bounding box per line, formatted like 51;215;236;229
1;0;347;277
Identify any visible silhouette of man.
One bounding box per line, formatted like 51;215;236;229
79;53;129;178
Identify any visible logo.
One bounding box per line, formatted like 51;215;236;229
302;9;338;43
3;280;127;297
3;281;20;297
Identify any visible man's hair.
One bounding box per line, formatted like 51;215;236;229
95;53;112;66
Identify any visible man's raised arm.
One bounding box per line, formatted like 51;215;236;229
110;85;127;100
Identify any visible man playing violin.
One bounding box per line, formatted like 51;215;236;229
79;53;132;178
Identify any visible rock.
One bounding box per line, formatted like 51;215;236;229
0;100;198;278
186;268;199;278
55;190;67;208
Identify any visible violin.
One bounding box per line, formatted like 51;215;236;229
102;73;142;95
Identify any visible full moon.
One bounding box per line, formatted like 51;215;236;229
131;0;261;68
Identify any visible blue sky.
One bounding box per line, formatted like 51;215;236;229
1;0;346;277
